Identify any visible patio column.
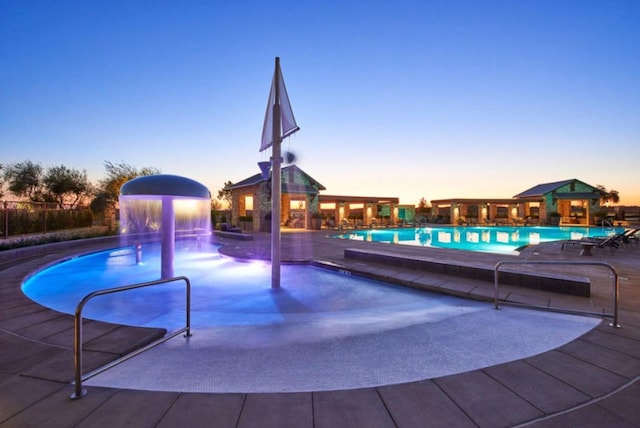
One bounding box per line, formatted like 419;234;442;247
365;203;372;227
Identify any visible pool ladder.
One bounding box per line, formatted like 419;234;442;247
70;276;192;400
494;260;619;328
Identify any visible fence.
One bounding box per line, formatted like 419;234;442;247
1;200;94;238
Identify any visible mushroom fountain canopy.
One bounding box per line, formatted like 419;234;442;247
120;174;211;199
119;174;211;279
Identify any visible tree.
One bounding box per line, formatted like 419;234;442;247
3;161;44;201
90;161;160;223
417;197;430;211
217;181;234;209
0;163;4;199
43;165;92;208
96;161;161;204
596;184;620;205
210;198;222;211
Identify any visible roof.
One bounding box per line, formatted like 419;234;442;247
513;179;574;198
225;172;264;190
319;195;400;204
513;179;597;199
225;165;326;192
121;174;211;199
431;198;520;205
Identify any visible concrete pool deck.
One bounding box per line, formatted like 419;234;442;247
1;229;640;427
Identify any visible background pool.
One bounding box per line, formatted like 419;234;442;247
332;225;622;254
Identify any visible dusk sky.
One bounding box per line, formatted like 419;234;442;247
2;1;639;206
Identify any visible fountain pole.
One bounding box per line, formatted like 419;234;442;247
161;195;175;279
271;57;282;289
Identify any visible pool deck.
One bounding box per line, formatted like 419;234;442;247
1;229;640;427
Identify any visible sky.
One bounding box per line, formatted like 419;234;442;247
1;0;639;206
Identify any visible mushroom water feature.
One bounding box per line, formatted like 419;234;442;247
119;174;211;279
22;175;602;394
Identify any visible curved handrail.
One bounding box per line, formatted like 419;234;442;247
70;276;191;400
494;260;619;328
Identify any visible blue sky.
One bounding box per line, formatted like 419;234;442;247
2;0;639;205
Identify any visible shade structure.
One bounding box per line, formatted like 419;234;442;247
260;59;300;152
121;174;211;199
120;174;211;279
260;57;300;289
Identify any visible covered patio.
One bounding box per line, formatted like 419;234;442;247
431;198;529;225
317;195;401;229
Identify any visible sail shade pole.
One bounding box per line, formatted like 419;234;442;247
271;57;282;289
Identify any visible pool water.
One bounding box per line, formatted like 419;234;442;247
21;241;600;392
22;241;485;332
333;225;622;254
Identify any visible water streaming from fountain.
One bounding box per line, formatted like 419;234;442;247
119;174;211;279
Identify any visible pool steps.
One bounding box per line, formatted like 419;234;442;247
343;247;590;297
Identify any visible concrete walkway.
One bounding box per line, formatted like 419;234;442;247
1;230;639;427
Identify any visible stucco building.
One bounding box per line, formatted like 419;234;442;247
225;166;408;231
431;179;604;226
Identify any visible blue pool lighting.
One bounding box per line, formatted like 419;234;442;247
332;225;622;254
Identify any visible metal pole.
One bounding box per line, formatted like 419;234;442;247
611;270;619;328
161;196;175;279
71;306;86;399
3;201;8;238
271;57;282;289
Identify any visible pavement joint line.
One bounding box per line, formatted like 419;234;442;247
513;374;640;428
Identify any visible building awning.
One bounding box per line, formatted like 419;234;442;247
282;183;319;195
554;192;600;200
431;198;520;205
319;195;400;204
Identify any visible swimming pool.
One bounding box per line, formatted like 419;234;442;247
332;225;622;254
21;242;599;393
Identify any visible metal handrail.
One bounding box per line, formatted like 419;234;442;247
70;276;191;400
601;218;615;235
494;260;619;328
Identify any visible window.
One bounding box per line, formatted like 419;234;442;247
495;206;509;218
570;200;585;217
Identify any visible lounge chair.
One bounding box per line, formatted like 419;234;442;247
355;220;368;229
339;218;355;230
512;217;525;226
561;230;628;254
625;228;639;245
325;219;338;230
220;223;242;233
371;218;381;228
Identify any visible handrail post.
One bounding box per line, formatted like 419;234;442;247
70;276;191;400
185;277;192;337
611;269;620;328
494;261;502;310
70;304;86;399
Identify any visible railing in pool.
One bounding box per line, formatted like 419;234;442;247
70;276;192;400
494;260;620;328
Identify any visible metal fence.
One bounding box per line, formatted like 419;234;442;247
1;200;94;238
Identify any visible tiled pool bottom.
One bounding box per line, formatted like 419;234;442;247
85;304;599;393
22;244;600;393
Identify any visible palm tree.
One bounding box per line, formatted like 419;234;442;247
596;184;620;205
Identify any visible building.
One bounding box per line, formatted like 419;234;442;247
225;166;408;231
431;179;604;226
